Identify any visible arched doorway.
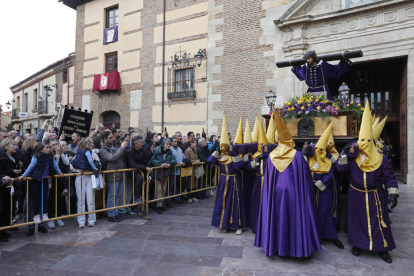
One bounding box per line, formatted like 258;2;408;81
101;111;120;130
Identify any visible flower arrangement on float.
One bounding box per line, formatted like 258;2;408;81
270;93;364;122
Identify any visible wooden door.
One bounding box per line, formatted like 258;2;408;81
399;59;407;183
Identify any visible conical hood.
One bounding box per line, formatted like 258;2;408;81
356;100;382;172
373;116;387;141
372;114;376;124
275;130;279;143
372;117;380;129
327;128;339;160
252;117;259;143
266;113;276;144
269;108;296;173
315;122;333;151
258;117;269;146
234;116;243;144
273;107;295;148
220;116;230;146
244;119;252;143
359;101;374;141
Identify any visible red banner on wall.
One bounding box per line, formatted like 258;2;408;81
92;71;121;92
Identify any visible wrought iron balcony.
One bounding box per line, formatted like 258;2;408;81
38;101;48;114
11;108;20;120
167;90;196;101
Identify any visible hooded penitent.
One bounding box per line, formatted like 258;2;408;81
234;117;244;145
269;108;296;172
355;101;382;172
218;116;232;165
308;122;333;174
244;119;253;143
252;117;269;159
326;128;339;160
372;116;387;153
252;117;259;143
266;113;276;144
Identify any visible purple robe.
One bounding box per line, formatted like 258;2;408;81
237;161;253;225
208;155;247;229
245;158;265;234
291;60;352;99
254;151;321;257
337;153;398;251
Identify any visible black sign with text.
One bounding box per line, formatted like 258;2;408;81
58;108;93;143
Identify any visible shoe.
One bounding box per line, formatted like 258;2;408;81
351;247;361;256
222;229;229;233
12;217;17;223
236;229;242;235
42;214;49;222
47;221;56;229
379;251;392;263
27;228;34;237
188;199;193;203
118;208;128;214
332;239;344;249
79;224;85;229
157;207;163;214
33;215;41;224
192;198;199;202
88;223;95;227
135;196;142;204
38;226;48;233
61;189;68;196
15;214;22;219
56;219;65;227
108;217;121;222
166;203;174;208
115;214;125;221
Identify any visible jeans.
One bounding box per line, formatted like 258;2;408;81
107;180;123;218
75;175;96;226
165;174;181;203
30;179;48;216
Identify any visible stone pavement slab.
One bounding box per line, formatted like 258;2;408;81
0;183;413;275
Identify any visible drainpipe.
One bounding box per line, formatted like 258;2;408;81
161;0;166;132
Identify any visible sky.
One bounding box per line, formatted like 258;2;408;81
0;0;76;111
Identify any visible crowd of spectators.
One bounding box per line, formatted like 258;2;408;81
0;121;221;241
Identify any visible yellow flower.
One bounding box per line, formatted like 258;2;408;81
357;103;361;107
308;104;311;107
301;106;305;110
284;102;287;105
346;104;349;107
351;101;354;104
317;106;321;110
315;99;319;102
278;107;282;110
298;101;302;105
300;97;304;101
361;108;365;111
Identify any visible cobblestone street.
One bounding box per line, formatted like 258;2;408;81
0;183;412;276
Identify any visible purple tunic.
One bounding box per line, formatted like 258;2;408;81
208;155;247;230
237;159;253;225
337;154;398;251
291;60;352;99
254;151;321;257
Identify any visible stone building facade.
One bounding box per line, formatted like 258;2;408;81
62;0;413;184
9;55;75;134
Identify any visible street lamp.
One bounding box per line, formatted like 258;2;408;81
6;99;15;109
338;82;350;108
194;48;207;67
265;90;277;110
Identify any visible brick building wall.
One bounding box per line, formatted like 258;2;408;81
207;0;275;135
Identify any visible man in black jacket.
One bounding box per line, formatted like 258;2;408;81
128;136;152;210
